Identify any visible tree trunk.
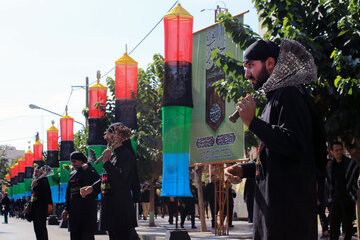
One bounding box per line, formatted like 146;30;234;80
148;177;156;226
195;166;207;232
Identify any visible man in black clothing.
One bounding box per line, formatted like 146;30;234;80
328;142;359;240
179;185;197;229
62;151;100;240
205;175;218;228
30;166;53;240
225;39;327;239
243;178;255;223
81;122;141;240
1;192;10;223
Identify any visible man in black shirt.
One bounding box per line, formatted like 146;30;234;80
328;142;359;240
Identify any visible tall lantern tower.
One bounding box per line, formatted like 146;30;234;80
88;71;107;174
161;3;193;197
33;136;44;167
47;120;60;204
9;165;15;199
18;157;26;199
115;51;138;129
24;147;34;197
13;163;19;199
59;107;75;203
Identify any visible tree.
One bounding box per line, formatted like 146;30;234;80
73;127;89;155
135;53;164;226
0;145;11;188
213;0;360;162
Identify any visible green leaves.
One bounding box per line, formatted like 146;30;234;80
213;0;360;146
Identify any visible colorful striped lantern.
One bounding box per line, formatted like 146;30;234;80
18;157;25;199
14;163;19;199
115;52;138;129
33;140;44;167
24;148;34;197
161;3;193;197
47;121;60;203
47;120;59;167
59;108;74;203
88;71;107;174
9;165;15;199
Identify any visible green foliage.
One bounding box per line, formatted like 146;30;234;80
135;53;164;182
73;127;89;155
213;0;360;147
0;145;11;182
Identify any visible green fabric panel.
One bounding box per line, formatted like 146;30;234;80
24;179;32;192
48;168;59;186
59;161;71;183
18;183;25;194
8;187;12;197
13;184;17;195
88;145;106;174
162;106;192;153
131;138;137;155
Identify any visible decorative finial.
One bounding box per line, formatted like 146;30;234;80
65;105;68;116
125;44;127;54
51;120;55;126
97;71;101;84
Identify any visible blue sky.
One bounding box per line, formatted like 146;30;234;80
0;0;259;151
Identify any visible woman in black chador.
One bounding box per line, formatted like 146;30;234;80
62;151;100;240
81;122;141;240
30;166;52;240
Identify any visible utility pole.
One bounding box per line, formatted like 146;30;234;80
85;77;89;128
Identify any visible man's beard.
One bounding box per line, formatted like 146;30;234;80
252;63;270;90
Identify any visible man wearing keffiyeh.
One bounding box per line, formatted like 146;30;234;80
225;39;327;240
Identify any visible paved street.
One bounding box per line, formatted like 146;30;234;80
0;215;357;239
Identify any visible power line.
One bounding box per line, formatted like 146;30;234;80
0;136;33;143
89;0;179;85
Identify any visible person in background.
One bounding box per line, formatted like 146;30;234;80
62;151;100;240
30;166;53;240
1;192;10;224
328;142;359;240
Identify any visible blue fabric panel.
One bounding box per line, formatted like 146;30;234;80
51;186;59;204
161;153;192;197
59;182;68;203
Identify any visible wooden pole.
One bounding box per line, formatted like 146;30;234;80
195;166;207;232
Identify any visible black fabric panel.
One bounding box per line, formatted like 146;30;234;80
162;61;193;107
88;117;107;146
25;166;33;179
13;176;17;185
18;173;24;183
10;178;13;186
47;150;59;168
60;140;74;161
115;100;137;130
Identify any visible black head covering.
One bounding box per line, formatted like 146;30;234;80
107;122;124;133
70;151;87;163
244;40;280;62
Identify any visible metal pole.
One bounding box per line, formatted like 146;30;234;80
85;77;89;129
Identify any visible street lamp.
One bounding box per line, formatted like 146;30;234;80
29;104;85;127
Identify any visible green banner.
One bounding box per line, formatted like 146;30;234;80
190;16;245;164
88;145;106;174
48;168;59;186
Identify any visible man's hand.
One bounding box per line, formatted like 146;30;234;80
31;180;38;187
61;210;68;220
101;149;112;164
236;94;256;127
225;164;243;184
81;163;89;170
80;186;93;198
